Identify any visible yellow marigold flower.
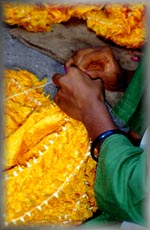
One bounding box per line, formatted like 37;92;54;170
68;4;104;20
3;3;71;32
3;69;97;227
85;3;146;48
3;3;146;48
3;69;51;137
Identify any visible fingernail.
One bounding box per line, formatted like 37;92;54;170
65;67;69;73
131;56;140;62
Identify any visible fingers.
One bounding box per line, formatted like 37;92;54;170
65;46;112;69
53;67;79;87
65;58;74;68
79;50;104;70
53;83;65;107
85;69;104;79
52;67;105;113
73;48;95;66
53;93;61;105
65;48;98;68
52;73;64;87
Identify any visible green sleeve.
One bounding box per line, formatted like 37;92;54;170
94;134;146;226
112;57;147;136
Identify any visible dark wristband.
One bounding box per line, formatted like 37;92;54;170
91;129;126;162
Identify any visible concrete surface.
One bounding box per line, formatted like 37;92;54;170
3;24;65;99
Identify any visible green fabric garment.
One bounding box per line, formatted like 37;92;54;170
112;57;147;136
82;135;146;228
81;212;121;228
94;134;146;226
82;58;147;228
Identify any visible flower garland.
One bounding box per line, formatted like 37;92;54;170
3;69;97;227
3;3;146;48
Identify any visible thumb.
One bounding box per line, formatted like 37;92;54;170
85;70;105;79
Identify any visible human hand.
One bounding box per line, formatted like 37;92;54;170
53;67;105;121
65;46;125;91
52;67;117;140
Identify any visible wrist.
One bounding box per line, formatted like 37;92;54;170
91;129;126;161
81;101;117;140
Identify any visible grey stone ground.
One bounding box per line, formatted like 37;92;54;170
3;25;65;99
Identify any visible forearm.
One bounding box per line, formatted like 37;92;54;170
82;101;117;140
